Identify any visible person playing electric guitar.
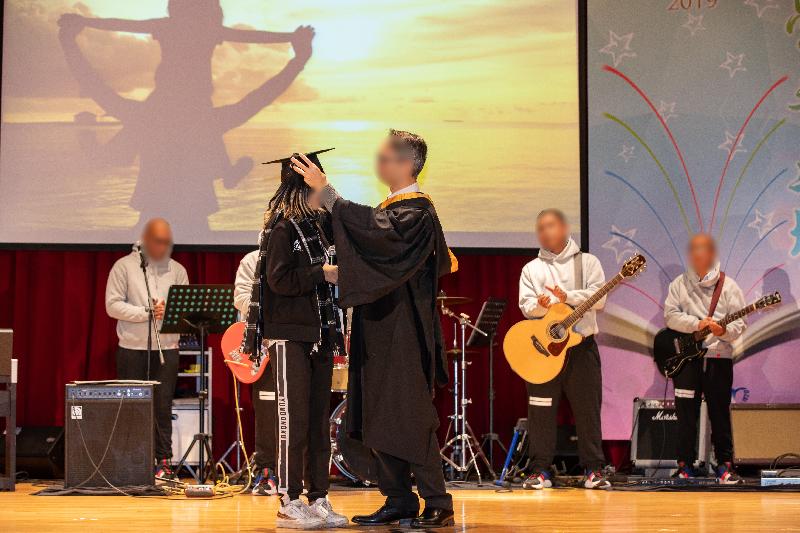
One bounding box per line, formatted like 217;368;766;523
664;234;746;484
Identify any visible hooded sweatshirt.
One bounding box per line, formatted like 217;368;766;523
105;244;189;350
663;263;746;358
233;249;259;316
518;238;606;336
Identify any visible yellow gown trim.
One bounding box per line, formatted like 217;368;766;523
377;191;458;274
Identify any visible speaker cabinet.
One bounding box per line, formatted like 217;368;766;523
0;329;11;377
0;426;64;479
65;383;154;488
732;404;800;465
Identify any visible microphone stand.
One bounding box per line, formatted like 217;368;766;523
139;247;165;366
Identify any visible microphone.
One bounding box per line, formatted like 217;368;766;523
135;241;148;268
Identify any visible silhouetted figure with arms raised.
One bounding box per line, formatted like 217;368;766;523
57;1;314;233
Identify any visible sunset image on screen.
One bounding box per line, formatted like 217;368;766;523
1;0;579;246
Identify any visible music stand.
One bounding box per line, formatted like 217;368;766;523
161;284;237;483
467;297;507;466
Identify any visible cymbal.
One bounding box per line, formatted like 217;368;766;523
437;295;472;306
445;348;480;357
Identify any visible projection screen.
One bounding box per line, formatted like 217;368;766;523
0;0;581;247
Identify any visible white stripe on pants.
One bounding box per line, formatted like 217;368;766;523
274;341;290;494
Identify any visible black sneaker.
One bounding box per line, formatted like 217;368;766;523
582;469;611;490
155;458;175;479
672;461;695;480
252;467;278;496
522;471;553;490
716;462;743;485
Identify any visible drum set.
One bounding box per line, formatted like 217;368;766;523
327;294;505;486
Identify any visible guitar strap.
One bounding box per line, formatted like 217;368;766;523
573;252;583;290
708;271;726;318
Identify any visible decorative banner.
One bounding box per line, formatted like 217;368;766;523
587;0;800;439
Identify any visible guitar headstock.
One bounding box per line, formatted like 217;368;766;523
620;254;647;278
755;291;782;310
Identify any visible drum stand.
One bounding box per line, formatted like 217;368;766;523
439;304;495;483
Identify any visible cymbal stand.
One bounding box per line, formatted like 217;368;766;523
439;303;494;483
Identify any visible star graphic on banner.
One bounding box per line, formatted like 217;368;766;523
618;144;636;163
747;209;775;239
743;0;779;18
718;131;746;158
682;13;706;36
599;31;636;68
603;226;637;263
658;100;678;122
720;52;747;78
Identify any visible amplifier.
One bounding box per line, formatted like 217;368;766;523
731;404;800;465
630;398;710;469
65;383;154;488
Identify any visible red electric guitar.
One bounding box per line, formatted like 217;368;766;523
220;321;268;384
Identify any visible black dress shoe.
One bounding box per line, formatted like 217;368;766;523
411;507;455;529
352;504;419;526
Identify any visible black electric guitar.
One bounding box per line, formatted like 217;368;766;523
653;292;781;377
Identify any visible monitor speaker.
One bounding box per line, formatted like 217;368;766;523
731;404;800;465
65;383;154;488
0;426;64;479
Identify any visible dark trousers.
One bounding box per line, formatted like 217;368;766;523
672;357;734;464
526;336;605;473
252;361;277;472
116;346;179;460
374;430;453;512
272;340;333;501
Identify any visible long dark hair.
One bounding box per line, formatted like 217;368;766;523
264;180;317;228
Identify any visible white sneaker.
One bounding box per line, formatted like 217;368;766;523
276;495;325;530
309;497;349;528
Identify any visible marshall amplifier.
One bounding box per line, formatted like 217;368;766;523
630;398;711;469
65;383;155;488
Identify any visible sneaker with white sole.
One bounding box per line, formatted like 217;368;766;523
252;468;278;496
308;497;349;528
276;495;325;530
522;471;553;490
583;469;611;490
716;462;743;485
672;461;695;480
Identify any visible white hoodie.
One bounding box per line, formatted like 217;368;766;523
233;249;259;316
664;263;746;358
518;238;606;336
105;245;189;350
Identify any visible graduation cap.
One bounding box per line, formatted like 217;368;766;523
263;148;334;185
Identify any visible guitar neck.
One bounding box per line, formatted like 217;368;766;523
562;274;623;328
693;303;756;340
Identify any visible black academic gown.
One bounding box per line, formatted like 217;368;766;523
331;193;455;465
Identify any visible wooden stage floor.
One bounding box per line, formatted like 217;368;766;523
2;482;799;532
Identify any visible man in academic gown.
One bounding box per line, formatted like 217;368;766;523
291;129;456;529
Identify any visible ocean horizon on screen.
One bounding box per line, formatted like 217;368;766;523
0;120;579;244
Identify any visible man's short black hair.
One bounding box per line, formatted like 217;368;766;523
388;129;427;177
536;208;568;224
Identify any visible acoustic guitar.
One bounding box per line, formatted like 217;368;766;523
652;291;781;377
504;254;646;384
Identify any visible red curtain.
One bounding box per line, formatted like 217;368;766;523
0;249;627;467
